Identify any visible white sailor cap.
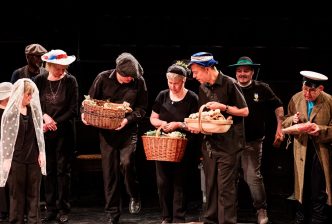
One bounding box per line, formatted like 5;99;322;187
300;70;328;88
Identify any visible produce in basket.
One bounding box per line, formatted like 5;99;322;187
82;95;132;129
144;130;186;138
184;105;233;134
282;122;316;135
83;95;132;113
188;109;226;120
142;129;187;162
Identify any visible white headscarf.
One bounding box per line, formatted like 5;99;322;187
0;78;46;187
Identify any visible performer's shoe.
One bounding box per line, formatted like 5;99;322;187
129;197;141;214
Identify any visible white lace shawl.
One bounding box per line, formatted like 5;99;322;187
0;78;46;187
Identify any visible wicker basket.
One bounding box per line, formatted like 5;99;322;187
83;99;130;129
142;128;187;162
184;104;233;134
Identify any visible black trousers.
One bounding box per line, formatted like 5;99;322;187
43;124;73;214
155;160;187;223
201;147;241;224
0;185;9;214
8;161;41;224
99;131;139;221
295;140;329;224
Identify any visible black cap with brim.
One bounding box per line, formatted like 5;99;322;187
300;70;328;88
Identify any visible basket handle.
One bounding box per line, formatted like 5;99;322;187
156;126;162;137
198;104;209;134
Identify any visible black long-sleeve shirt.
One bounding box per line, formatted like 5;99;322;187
88;69;148;131
34;71;79;125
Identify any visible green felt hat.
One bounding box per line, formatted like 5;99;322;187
228;56;260;67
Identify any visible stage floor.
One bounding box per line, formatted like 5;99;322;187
0;174;298;223
0;199;296;224
34;195;295;224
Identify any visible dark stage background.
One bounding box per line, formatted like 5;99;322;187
1;12;332;208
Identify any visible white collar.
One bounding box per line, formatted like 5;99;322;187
238;80;252;87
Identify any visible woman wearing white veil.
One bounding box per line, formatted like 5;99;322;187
0;78;46;223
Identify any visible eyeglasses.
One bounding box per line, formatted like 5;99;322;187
302;86;318;93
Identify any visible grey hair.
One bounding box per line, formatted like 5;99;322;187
166;72;186;82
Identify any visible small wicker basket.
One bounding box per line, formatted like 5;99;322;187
83;98;131;129
184;104;233;134
142;127;187;162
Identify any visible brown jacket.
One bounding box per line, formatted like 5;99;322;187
283;91;332;205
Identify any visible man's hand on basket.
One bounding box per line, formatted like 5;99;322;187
115;118;128;130
187;125;200;134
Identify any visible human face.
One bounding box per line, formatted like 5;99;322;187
190;64;210;84
26;54;43;70
116;72;134;84
167;78;184;94
48;63;68;79
22;91;33;106
302;84;323;101
235;65;254;85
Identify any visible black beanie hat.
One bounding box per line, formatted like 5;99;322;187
116;52;143;78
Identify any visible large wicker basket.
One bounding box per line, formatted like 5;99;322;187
184;104;233;134
83;98;131;129
142;128;187;162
